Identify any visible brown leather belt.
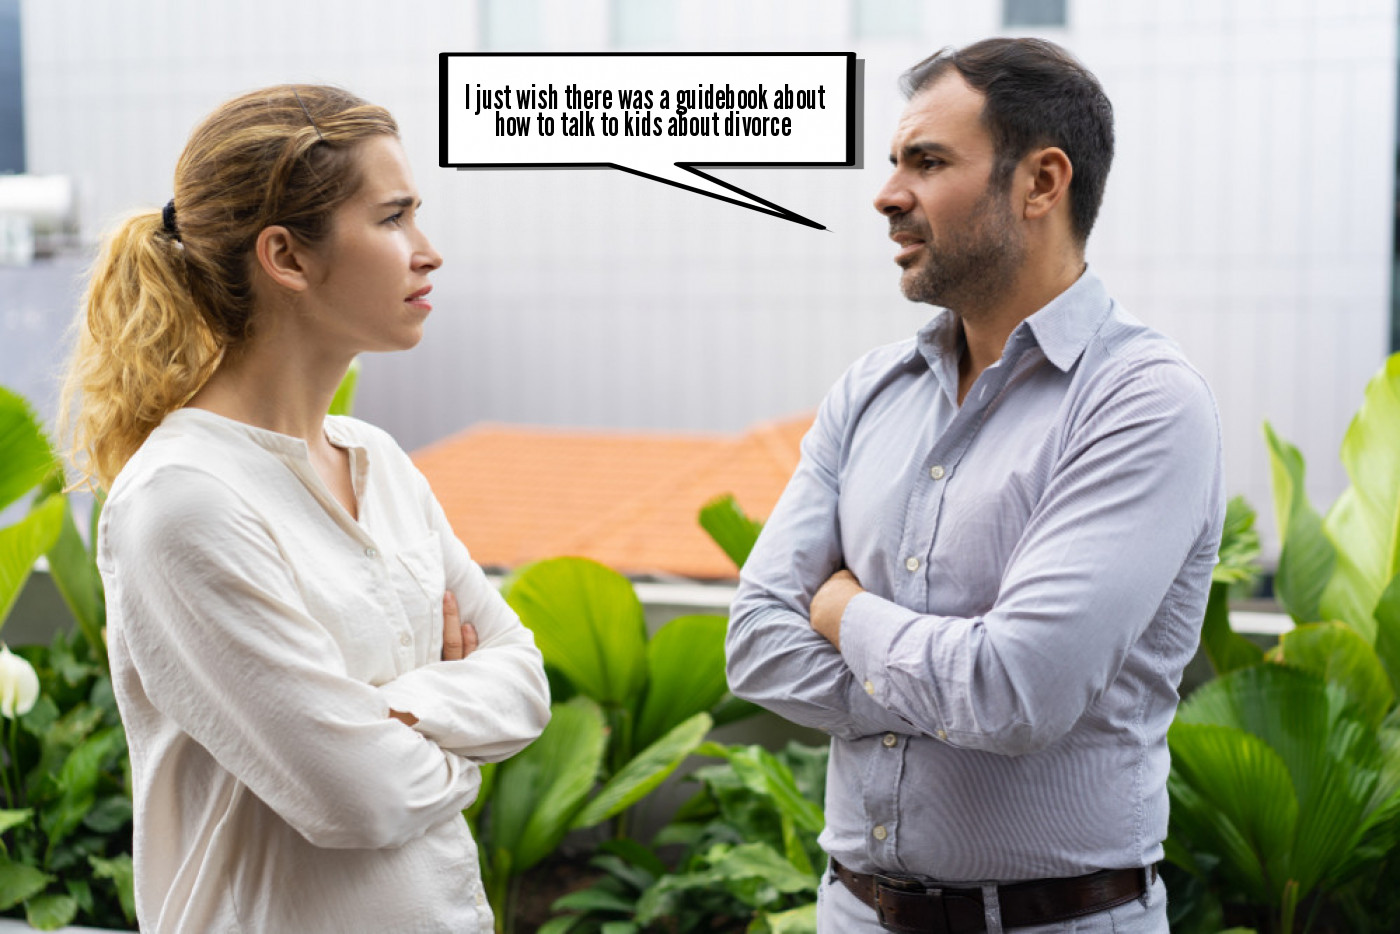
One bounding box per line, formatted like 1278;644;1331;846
832;859;1155;933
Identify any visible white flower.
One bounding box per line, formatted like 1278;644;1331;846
0;645;39;718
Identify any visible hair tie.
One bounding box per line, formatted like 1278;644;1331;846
161;199;181;241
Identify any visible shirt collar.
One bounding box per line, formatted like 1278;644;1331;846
163;408;366;460
913;266;1112;382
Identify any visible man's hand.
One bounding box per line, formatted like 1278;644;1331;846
440;590;479;661
810;569;864;650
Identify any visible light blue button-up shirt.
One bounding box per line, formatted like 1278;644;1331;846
727;269;1224;883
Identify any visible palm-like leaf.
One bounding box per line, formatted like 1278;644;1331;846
634;614;727;750
571;712;712;829
504;557;648;708
1269;621;1393;727
0;387;58;515
1319;354;1400;636
0;496;65;628
698;494;764;569
1264;422;1338;628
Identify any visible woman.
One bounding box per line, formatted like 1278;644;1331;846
62;85;550;933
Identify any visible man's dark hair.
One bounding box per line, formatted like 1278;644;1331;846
901;38;1114;244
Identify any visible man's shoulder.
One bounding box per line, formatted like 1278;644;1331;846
1085;303;1214;398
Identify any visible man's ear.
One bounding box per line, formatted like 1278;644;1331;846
1021;146;1073;222
253;225;311;292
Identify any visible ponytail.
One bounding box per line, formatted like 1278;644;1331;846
60;84;397;491
62;211;220;490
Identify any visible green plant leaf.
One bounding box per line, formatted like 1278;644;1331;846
89;854;135;923
463;761;496;826
25;892;77;931
698;493;764;569
725;745;825;834
40;724;126;851
0;494;65;629
0;809;32;835
1269;621;1394;727
1201;580;1262;676
710;693;763;728
536;918;580;934
1377;572;1400;697
1168;722;1297;903
504;558;648;708
328;357;361;416
758;902;818;934
600;922;640;934
0;857;52;911
490;697;606;874
0;387;58;515
637;842;815;922
572;712;712;829
1213;496;1262;588
1173;664;1387;904
1263;422;1338;628
552;887;637;913
41;490;105;665
634;614;728;750
1319;354;1400;638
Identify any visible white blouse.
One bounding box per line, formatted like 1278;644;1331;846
98;408;550;933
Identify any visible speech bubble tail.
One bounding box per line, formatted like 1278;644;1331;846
613;162;826;230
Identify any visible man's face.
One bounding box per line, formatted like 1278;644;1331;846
874;73;1025;315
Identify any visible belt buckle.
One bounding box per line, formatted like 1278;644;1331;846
874;873;947;934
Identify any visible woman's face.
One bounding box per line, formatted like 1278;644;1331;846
299;135;443;355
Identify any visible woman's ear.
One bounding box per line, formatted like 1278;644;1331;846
253;225;310;292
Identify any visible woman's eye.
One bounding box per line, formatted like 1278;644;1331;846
383;212;404;226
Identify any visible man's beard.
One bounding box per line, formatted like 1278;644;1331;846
896;182;1025;317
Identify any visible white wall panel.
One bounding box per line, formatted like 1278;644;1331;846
15;0;1398;559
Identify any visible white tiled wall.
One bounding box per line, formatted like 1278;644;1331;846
17;0;1397;556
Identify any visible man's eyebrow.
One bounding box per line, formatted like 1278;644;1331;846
889;141;956;165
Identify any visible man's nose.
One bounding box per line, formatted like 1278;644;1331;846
874;175;912;216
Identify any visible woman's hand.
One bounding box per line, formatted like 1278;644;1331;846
440;590;479;662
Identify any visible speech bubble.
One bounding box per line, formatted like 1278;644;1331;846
439;52;856;230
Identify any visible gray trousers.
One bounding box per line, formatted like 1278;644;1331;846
815;865;1168;933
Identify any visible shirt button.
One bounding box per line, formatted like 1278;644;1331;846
364;546;378;558
873;825;888;841
905;556;920;572
400;632;412;647
936;729;947;741
882;733;897;748
864;680;875;695
929;465;945;480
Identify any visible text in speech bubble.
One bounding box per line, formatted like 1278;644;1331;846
439;52;856;230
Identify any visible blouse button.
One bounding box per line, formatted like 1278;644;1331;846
400;632;412;647
364;546;378;559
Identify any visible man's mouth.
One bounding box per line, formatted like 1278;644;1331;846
890;230;927;266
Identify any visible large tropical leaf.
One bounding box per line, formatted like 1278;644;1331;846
708;744;824;834
1263;422;1337;628
0;495;65;628
1214;495;1262;589
328;358;361;417
636;842;815;923
1376;572;1400;697
1201;581;1262;676
571;712;712;829
490;697;606;873
634;614;728;750
1168;722;1296;903
37;476;104;663
504;557;648;708
1319;354;1400;638
1174;664;1387;902
1269;621;1393;727
0;387;58;515
698;493;764;570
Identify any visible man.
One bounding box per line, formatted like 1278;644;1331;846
726;38;1223;933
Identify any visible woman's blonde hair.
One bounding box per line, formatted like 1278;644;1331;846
61;84;398;490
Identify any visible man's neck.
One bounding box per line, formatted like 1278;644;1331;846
956;252;1085;404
